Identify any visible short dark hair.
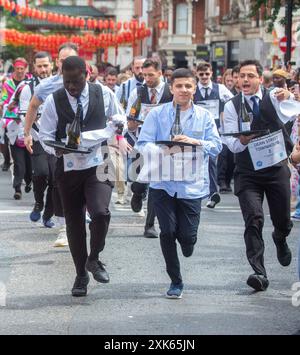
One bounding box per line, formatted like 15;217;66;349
196;61;212;72
62;56;86;74
170;68;196;84
105;67;118;78
232;65;240;75
142;58;162;71
239;60;263;77
58;42;78;55
33;51;52;63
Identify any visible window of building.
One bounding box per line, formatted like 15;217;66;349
176;3;188;35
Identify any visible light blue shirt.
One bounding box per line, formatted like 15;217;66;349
137;101;222;199
116;76;143;102
34;74;63;103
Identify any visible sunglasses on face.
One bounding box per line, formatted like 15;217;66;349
198;73;211;77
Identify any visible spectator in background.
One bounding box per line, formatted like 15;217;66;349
262;70;274;90
163;67;174;84
231;65;240;95
104;67;119;93
222;69;234;91
272;69;289;89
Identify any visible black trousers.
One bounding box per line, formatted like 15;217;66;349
1;134;11;165
152;189;202;285
208;157;218;196
31;141;56;220
234;164;293;277
10;144;32;189
217;144;235;187
131;182;156;227
57;167;113;277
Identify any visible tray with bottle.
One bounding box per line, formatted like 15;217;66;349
43;140;92;154
221;129;270;138
155;141;199;147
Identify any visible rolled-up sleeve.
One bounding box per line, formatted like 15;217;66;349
38;94;58;155
200;111;222;158
223;101;247;153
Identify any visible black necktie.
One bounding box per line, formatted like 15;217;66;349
76;97;83;122
250;96;260;121
204;88;209;100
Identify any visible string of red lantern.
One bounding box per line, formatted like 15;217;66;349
0;0;149;32
0;28;152;55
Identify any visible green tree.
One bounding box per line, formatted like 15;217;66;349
250;0;300;32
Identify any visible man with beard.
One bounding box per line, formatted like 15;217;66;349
116;56;145;106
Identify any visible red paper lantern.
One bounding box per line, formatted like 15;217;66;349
116;22;122;31
109;20;115;30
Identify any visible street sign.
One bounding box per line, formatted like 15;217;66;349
279;36;296;53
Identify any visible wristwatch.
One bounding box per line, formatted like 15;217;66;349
288;152;298;166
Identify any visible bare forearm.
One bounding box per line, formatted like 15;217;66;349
24;96;42;135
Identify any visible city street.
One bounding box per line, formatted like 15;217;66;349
0;163;299;335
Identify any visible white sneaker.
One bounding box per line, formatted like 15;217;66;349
53;226;69;247
115;195;125;205
137;209;145;217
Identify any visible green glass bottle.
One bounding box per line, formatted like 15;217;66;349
66;103;82;149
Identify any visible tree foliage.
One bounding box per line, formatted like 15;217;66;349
249;0;300;32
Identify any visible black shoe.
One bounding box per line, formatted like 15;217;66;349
71;274;90;297
219;183;228;194
225;185;232;193
144;226;158;238
14;190;22;200
25;183;32;193
247;274;269;291
131;193;143;213
206;192;221;209
272;232;292;267
86;259;110;283
181;244;194;257
1;162;11;171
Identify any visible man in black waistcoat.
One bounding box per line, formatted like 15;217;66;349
39;56;124;297
223;59;294;292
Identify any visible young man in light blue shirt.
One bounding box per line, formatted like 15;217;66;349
137;68;222;298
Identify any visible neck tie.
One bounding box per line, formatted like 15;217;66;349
204;87;209;100
150;88;157;104
76;97;84;121
250;96;260;120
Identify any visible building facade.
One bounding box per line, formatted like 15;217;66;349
149;0;300;72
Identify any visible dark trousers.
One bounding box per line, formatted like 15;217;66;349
152;189;202;285
1;134;11;164
31;141;56;220
235;165;293;277
10;144;32;189
57;167;113;277
208;157;218;196
217;144;235;187
131;182;156;227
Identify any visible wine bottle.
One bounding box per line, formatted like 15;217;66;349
120;84;127;111
66;103;82;149
170;104;183;140
240;94;251;132
128;90;142;120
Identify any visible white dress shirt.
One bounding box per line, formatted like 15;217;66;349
39;83;123;157
197;81;233;103
223;87;296;153
126;80;165;116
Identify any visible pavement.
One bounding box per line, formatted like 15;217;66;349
0;162;300;335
